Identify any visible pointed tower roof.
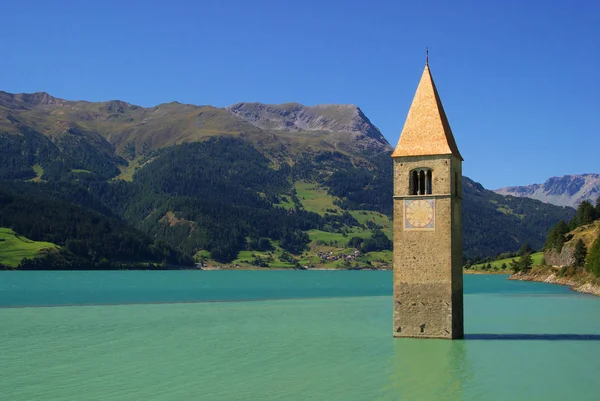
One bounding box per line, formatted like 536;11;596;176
391;62;463;160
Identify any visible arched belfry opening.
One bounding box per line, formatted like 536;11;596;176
410;168;432;195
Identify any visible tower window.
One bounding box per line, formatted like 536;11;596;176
427;170;432;194
410;168;432;195
411;171;419;195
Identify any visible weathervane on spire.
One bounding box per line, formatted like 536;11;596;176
426;47;429;66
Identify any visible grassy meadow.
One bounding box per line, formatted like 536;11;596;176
26;164;44;183
294;182;341;215
0;228;58;267
470;252;544;272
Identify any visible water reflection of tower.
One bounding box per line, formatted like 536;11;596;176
383;339;471;401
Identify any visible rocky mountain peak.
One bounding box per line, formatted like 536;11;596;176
103;100;137;114
0;91;66;110
494;173;600;208
227;102;391;151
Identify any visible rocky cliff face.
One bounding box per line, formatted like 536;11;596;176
227;102;391;151
494;174;600;208
545;245;576;267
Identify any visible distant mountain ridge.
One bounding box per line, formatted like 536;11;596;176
494;174;600;208
0;91;70;109
0;90;391;162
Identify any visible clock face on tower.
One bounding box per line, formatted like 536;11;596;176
404;199;435;230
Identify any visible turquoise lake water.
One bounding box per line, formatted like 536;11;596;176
1;271;599;400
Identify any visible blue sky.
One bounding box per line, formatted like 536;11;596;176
2;0;598;189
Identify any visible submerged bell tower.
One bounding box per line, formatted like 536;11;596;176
392;57;464;339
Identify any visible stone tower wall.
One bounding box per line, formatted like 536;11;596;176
393;155;463;339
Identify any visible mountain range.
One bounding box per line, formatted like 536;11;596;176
495;174;600;208
0;90;576;268
0;91;388;163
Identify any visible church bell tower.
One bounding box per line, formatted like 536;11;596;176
392;59;464;339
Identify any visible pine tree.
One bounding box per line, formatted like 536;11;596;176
544;220;570;252
510;258;521;273
583;203;597;224
573;239;587;268
572;201;596;227
518;242;533;256
520;252;533;273
596;196;600;218
586;232;600;278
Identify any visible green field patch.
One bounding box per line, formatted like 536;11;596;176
297;255;319;266
115;164;136;181
28;164;45;182
295;181;341;215
325;259;347;269
265;261;296;269
0;228;58;267
114;157;148;182
365;250;393;263
234;250;270;261
308;230;347;243
531;252;544;265
471;251;543;271
26;164;45;182
349;210;393;239
232;248;294;268
308;228;372;245
496;206;525;219
273;194;296;210
71;169;92;174
193;249;211;262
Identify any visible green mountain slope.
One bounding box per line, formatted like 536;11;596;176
96;137;573;265
461;177;574;259
0;90;576;268
0;91;390;179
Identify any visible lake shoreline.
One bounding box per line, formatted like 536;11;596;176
200;266;388;271
463;269;511;275
3;265;515;273
509;266;600;297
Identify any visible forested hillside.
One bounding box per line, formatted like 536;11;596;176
0;90;576;269
0;181;191;269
